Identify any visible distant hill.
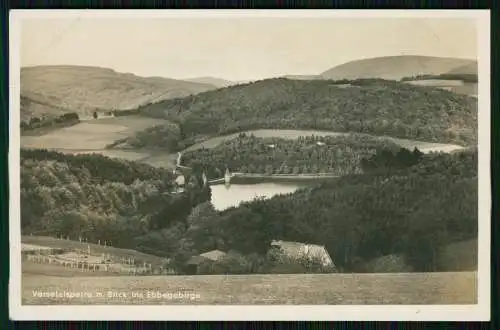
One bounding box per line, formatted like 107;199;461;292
321;56;476;81
446;61;478;75
184;77;238;88
20;65;218;121
136;78;477;147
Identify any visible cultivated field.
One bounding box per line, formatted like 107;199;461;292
21;116;171;150
20;116;178;168
22;271;477;305
404;80;478;97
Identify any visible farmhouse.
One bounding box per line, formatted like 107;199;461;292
269;240;335;268
185;249;227;275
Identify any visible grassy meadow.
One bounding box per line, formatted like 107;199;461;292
404;80;477;98
21;236;478;305
22;271;477;305
20;116;178;168
21;116;171;150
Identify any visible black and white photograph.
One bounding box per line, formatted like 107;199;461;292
9;10;490;321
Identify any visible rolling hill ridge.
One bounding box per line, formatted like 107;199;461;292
20;65;218;121
184;77;240;88
321;55;477;81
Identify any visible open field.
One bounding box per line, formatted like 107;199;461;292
21;116;171;150
21;115;179;168
20;116;170;150
404;80;477;97
22;271;476;305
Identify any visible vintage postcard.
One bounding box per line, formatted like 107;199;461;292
9;10;490;321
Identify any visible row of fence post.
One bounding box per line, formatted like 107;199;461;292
23;251;174;275
24;253;106;271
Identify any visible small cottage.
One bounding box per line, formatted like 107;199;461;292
185;249;227;275
270;239;335;268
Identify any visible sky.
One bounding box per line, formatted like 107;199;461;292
20;16;478;81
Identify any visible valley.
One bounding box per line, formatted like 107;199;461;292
18;54;480;306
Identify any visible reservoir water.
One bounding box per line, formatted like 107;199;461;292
210;183;307;211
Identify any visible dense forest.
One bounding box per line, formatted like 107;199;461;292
21;112;80;133
21;146;477;274
138;148;477;274
127;78;477;150
20;149;211;252
181;133;421;179
111;123;186;152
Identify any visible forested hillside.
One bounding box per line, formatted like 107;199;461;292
132;78;477;150
20;149;211;253
140;148;477;273
181;133;413;179
20;144;477;274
